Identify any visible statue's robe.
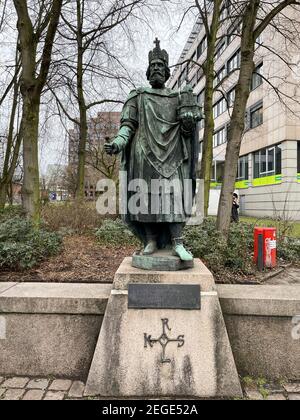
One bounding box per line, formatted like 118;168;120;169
113;87;199;246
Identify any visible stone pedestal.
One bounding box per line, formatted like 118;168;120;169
84;258;242;398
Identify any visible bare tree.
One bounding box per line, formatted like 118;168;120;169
194;0;223;216
50;0;146;199
216;0;300;236
85;116;120;183
0;7;22;210
13;0;63;224
0;60;22;209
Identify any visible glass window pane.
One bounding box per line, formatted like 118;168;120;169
261;149;267;174
254;152;260;178
239;159;243;179
250;105;263;128
268;148;275;173
245;156;249;180
276;145;282;174
216;162;224;183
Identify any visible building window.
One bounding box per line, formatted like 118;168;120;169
197;67;204;82
190;74;197;88
197;89;205;106
227;87;236;107
253;144;282;179
227;22;242;45
213;98;227;119
179;66;187;87
213;66;226;87
256;33;263;46
251;62;263;90
213;126;227;148
214;40;226;60
227;50;241;73
197;36;207;59
220;5;227;21
237;155;249;181
188;52;196;72
250;102;263;129
211;161;224;183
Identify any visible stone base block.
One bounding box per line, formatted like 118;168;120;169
85;258;242;398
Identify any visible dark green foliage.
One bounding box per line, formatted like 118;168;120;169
0;217;62;270
0;205;24;222
95;217;299;274
184;218;256;275
277;237;300;263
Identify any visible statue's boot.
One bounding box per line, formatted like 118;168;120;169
172;237;193;262
143;239;158;255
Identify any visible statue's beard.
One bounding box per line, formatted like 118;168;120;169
150;72;165;88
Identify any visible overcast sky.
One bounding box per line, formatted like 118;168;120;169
0;1;196;175
41;2;195;174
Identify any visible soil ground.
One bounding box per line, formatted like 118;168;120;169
0;234;298;285
0;235;137;283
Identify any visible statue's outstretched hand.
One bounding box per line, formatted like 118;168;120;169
104;143;119;156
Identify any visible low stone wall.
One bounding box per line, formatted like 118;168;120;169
0;283;110;380
0;282;299;381
218;285;300;381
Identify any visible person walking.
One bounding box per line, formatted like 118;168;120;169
231;193;240;223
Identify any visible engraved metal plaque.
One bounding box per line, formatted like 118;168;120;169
128;284;201;310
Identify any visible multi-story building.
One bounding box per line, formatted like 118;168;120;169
169;5;300;220
68;111;120;199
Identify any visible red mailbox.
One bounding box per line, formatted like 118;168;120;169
254;227;277;269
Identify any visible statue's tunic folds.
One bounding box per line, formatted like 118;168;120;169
114;87;197;226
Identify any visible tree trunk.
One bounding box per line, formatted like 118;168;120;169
21;95;41;225
13;0;63;224
76;99;87;199
216;0;260;235
0;183;6;210
75;1;87;199
200;75;214;217
199;0;222;217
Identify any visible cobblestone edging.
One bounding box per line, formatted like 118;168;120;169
0;376;299;400
0;377;85;400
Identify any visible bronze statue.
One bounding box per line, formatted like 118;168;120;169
105;39;202;263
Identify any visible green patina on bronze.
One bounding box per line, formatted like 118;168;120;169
105;39;202;268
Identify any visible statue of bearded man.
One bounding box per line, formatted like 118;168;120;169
105;39;202;264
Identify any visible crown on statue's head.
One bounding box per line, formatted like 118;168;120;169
148;38;169;66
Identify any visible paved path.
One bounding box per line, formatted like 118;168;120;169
0;376;299;400
266;267;300;285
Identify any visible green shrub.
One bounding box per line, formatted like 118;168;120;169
0;205;24;222
184;218;256;275
95;218;140;247
0;217;62;270
278;237;300;262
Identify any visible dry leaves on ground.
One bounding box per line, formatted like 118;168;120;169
0;235;138;283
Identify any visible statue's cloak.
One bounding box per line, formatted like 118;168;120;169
120;87;199;246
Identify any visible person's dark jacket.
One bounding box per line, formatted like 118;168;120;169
231;201;240;223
